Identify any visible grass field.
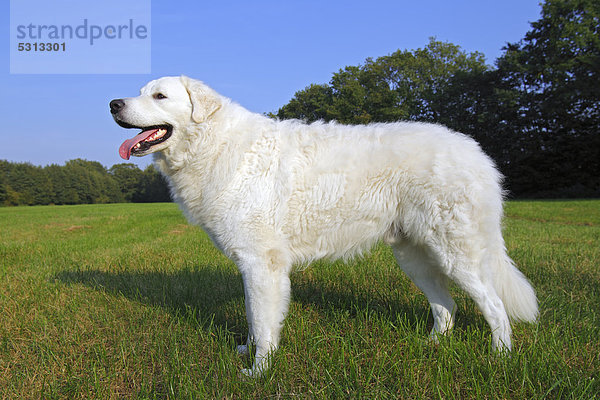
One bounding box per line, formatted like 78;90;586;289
0;200;598;399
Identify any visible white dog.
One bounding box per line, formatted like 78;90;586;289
110;76;538;376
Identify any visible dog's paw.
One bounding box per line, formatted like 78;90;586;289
428;330;443;344
239;368;254;378
239;366;265;378
236;344;250;355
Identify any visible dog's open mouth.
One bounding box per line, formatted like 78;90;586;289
118;125;172;160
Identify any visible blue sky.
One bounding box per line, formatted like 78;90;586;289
2;0;542;169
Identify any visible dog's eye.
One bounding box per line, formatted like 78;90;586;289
153;93;167;100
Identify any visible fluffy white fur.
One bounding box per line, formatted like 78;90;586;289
111;76;538;376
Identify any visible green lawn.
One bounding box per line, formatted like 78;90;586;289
1;201;598;399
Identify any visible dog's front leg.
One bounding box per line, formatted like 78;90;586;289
236;253;291;377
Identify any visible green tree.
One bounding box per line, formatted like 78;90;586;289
1;159;174;206
45;164;70;205
275;84;334;122
133;165;171;203
109;163;145;202
0;162;52;205
499;0;599;136
0;180;5;205
497;0;600;196
277;39;489;125
60;159;123;204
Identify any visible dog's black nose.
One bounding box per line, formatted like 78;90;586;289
110;99;125;114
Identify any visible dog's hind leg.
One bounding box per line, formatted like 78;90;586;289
449;266;512;352
392;241;456;340
235;249;292;377
400;238;513;352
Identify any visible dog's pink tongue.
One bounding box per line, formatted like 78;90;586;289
119;128;160;160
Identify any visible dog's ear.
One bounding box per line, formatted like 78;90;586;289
180;75;222;123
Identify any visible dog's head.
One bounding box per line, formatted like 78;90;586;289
110;76;222;160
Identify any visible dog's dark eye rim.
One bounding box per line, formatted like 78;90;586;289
153;93;167;100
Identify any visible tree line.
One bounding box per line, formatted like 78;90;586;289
1;0;598;205
0;159;170;206
275;0;599;198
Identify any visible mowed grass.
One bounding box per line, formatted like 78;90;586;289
0;200;598;399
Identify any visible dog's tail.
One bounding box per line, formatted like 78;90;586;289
491;249;539;323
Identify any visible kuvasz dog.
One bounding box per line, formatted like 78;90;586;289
110;76;538;376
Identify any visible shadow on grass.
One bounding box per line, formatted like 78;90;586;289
56;265;248;338
56;264;432;342
292;276;431;330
